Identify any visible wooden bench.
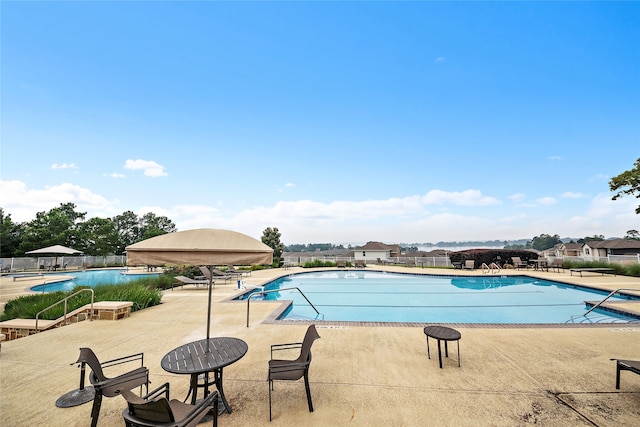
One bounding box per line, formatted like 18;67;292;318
569;268;616;277
0;301;133;341
12;273;45;281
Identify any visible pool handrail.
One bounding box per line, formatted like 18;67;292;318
246;286;322;327
35;288;95;332
583;288;639;317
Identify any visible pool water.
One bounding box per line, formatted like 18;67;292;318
239;271;640;324
31;269;160;292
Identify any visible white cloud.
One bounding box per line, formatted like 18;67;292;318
105;173;126;178
123;159;167;177
536;197;557;206
422;189;499;206
434;56;446;63
561;192;585;199
2;180;635;245
508;193;526;203
285;183;295;188
51;163;78;169
548;156;562;161
0;179;119;222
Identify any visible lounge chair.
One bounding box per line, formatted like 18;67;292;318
336;260;346;268
268;325;321;421
569;268;616;277
462;260;475;270
549;258;564;273
355;260;366;268
199;266;234;284
511;257;529;270
227;264;251;276
121;382;218;427
173;275;211;289
75;347;149;427
611;359;640;389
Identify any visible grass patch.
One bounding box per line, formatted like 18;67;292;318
563;260;639;276
1;277;168;321
301;259;337;268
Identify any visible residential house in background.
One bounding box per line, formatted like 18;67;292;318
353;241;400;262
545;239;640;261
583;239;640;257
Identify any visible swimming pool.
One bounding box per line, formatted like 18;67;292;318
239;271;640;324
30;269;160;292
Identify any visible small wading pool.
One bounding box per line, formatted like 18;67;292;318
237;271;640;324
29;269;160;292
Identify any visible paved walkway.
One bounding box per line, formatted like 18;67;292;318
1;266;639;426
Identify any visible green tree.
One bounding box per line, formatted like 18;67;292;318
530;234;562;251
139;212;176;240
18;203;86;254
0;208;24;257
610;157;640;214
76;217;119;255
578;235;605;244
625;229;640;240
261;227;284;267
112;210;141;254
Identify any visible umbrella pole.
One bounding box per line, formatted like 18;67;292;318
206;266;213;352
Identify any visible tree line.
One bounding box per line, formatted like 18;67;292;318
3;152;638;260
0;203;176;257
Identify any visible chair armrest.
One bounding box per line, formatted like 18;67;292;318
181;390;219;426
141;382;170;400
96;367;150;395
269;361;310;375
270;342;302;359
102;352;145;370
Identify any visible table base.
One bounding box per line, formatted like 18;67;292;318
55;386;95;408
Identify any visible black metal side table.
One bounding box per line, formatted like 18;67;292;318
423;326;461;368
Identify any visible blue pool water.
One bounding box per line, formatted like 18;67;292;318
30;269;160;292
239;271;640;324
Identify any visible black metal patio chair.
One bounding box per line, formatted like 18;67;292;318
268;324;321;421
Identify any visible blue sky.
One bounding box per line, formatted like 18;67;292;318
1;1;638;245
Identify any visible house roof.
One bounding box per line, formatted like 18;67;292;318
585;239;640;250
356;241;398;251
561;243;584;250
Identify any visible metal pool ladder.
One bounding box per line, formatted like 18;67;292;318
246;287;322;327
583;288;639;317
481;262;501;275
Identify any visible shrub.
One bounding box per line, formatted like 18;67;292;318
302;259;336;268
448;249;536;268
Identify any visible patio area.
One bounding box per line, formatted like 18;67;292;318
1;266;639;426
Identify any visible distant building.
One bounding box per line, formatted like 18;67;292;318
548;239;640;258
583;239;640;257
353;241;400;262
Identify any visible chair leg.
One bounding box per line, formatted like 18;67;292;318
268;379;273;421
304;371;314;413
616;363;621;389
90;392;102;427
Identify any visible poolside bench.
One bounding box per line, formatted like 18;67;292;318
12;273;44;281
569;268;616;277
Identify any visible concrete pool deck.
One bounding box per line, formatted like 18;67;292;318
1;266;639;426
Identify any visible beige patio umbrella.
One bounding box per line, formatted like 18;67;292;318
125;228;273;346
26;244;83;269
